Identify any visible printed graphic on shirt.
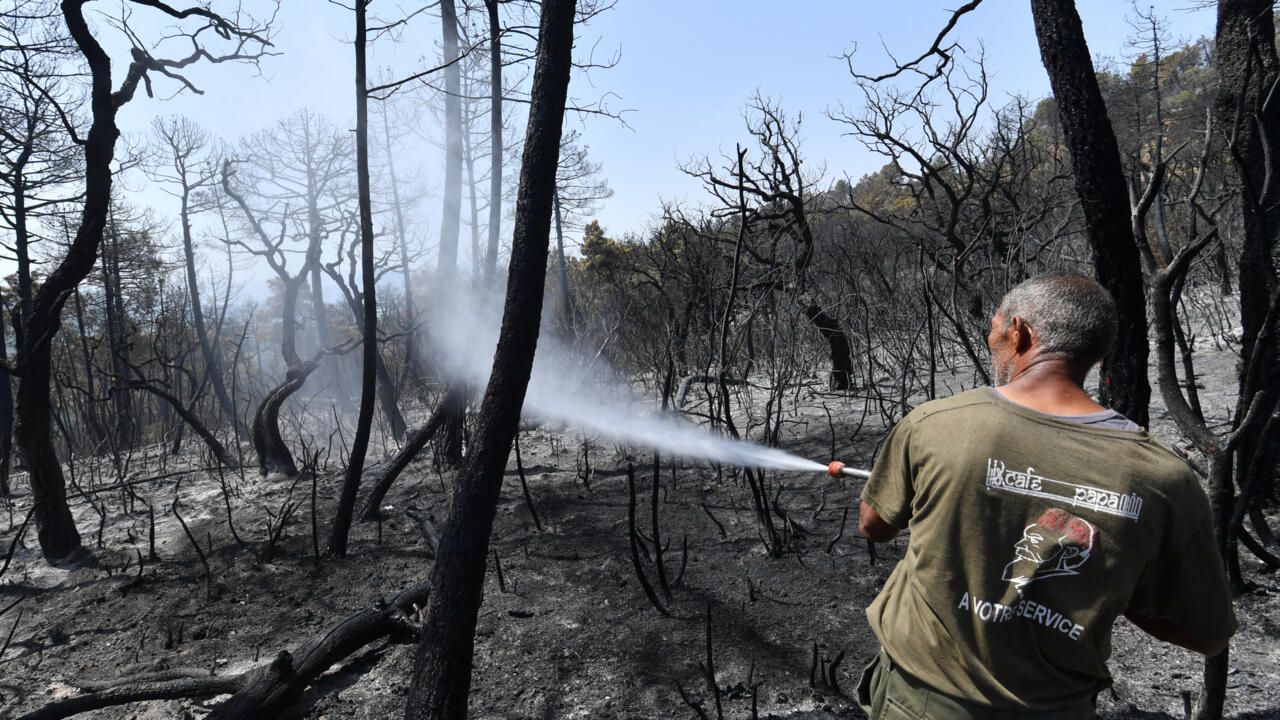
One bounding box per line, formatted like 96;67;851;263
985;458;1144;520
1001;508;1097;595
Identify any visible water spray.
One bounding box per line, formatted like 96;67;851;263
430;289;878;477
827;461;871;480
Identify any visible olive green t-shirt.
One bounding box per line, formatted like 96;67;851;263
861;388;1236;710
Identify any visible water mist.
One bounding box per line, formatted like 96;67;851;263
427;287;832;474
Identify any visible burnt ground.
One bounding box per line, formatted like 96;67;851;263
0;344;1278;719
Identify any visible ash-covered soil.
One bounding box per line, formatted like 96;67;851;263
0;345;1277;719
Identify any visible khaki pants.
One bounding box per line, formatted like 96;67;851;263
856;649;1096;720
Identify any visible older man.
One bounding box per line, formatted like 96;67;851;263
856;273;1235;719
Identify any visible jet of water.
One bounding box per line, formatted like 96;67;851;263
428;289;829;473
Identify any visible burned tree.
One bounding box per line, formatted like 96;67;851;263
551;130;613;339
403;0;576;715
238;109;355;403
374;91;429;389
145;116;237;428
851;86;1083;391
1030;0;1151;426
686;98;854;390
322;230;407;441
328;0;379;558
0;2;84;493
1215;0;1280;550
0;2;83;344
221;159;322;477
7;0;271;562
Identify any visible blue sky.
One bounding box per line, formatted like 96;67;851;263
575;0;1216;238
94;0;1218;267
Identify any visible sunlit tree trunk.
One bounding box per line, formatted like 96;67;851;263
484;0;503;279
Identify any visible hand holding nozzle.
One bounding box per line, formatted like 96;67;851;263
828;460;871;480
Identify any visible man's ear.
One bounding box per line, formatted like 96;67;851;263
1010;316;1035;354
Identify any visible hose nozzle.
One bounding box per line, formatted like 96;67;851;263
828;460;871;480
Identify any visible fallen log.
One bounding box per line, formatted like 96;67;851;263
17;580;431;720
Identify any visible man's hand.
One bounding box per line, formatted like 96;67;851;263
1124;609;1230;656
859;501;900;543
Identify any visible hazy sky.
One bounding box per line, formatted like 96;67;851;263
97;0;1217;264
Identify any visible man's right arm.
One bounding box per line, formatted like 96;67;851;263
859;415;915;543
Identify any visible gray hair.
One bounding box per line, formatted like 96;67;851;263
996;273;1117;368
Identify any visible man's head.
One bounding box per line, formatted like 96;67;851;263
988;273;1117;384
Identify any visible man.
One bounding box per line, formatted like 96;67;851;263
856;273;1235;719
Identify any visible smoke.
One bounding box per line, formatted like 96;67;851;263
426;287;826;473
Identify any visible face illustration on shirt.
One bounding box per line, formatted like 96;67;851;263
1002;508;1097;594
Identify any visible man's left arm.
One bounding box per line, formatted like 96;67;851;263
1126;508;1236;656
1123;610;1229;656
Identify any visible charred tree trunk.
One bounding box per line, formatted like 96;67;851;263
100;224;134;448
179;188;236;425
18;581;432;720
222;161;318;478
373;349;406;440
1216;0;1280;516
403;0;575;715
804;302;852;391
325;267;407;440
439;0;463;277
12;0;127;562
126;380;236;468
1030;0;1151;427
0;292;11;496
302;123;346;412
13;167;33;345
1144;222;1275;720
328;1;378;558
463;100;483;277
252;362;315;477
70;288;106;449
309;256;341;405
250;276;311;477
